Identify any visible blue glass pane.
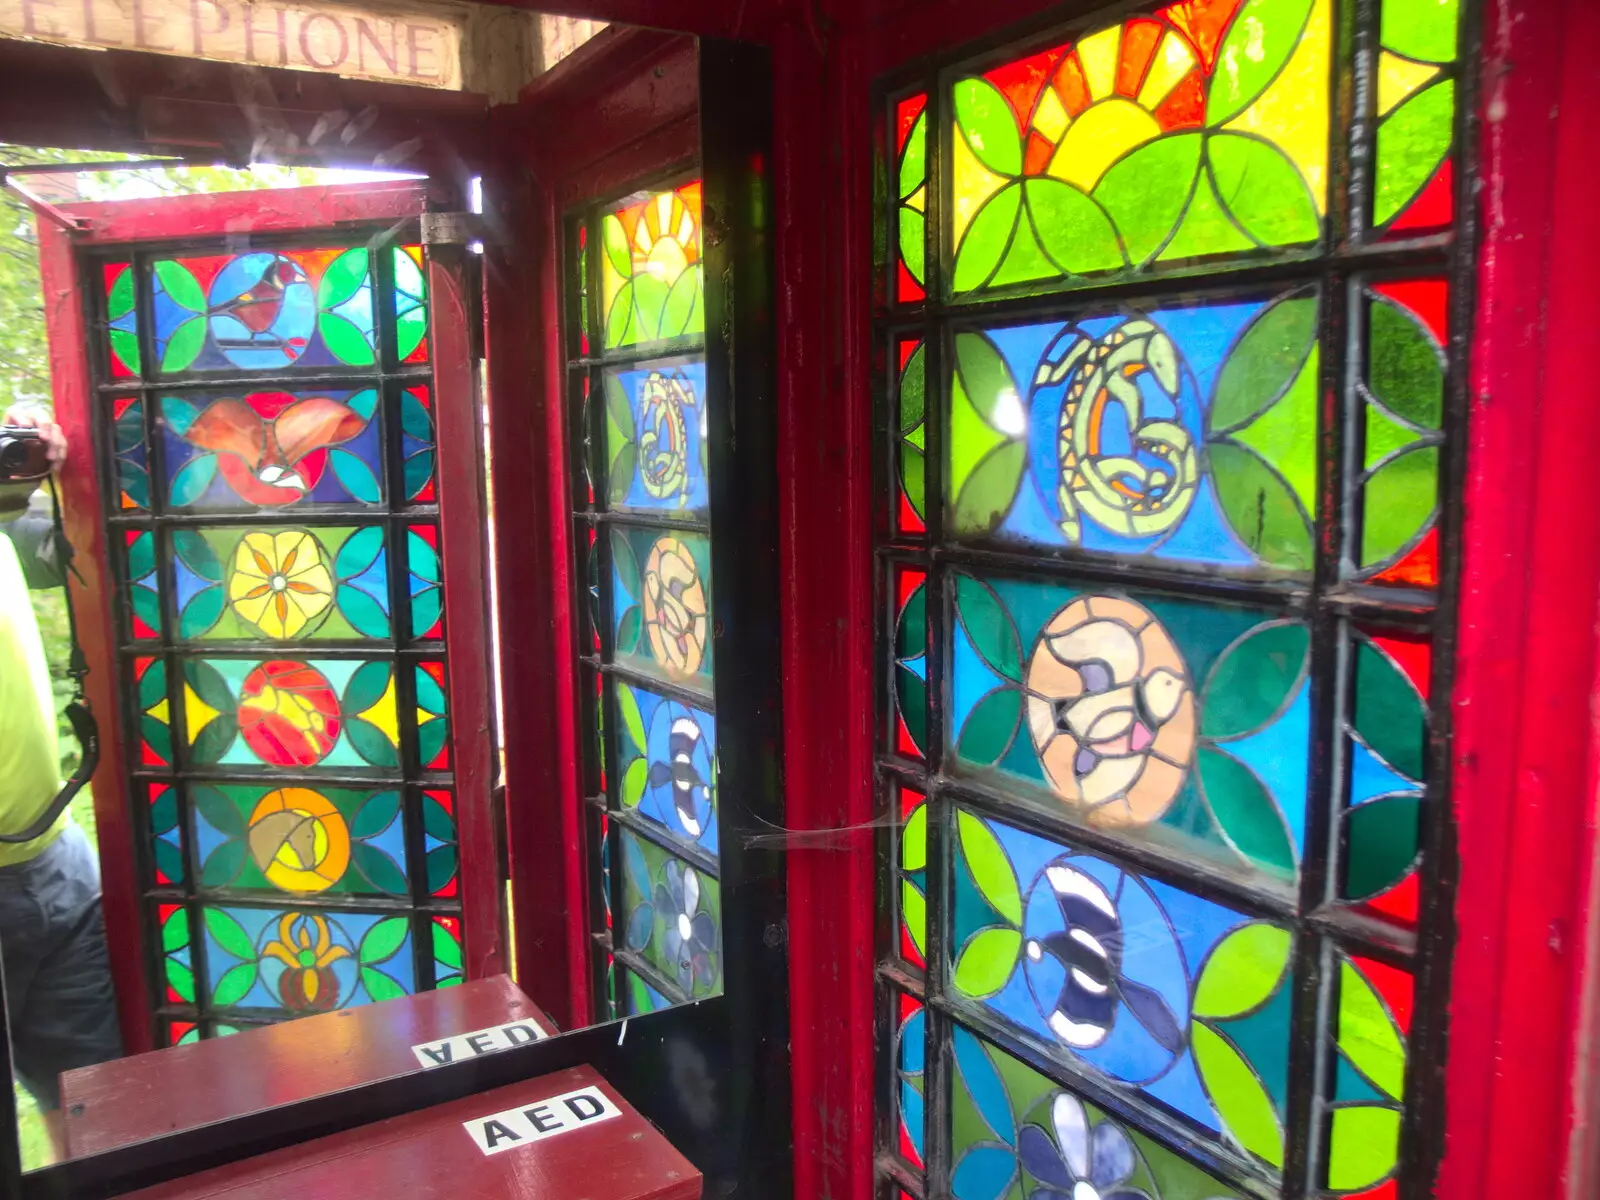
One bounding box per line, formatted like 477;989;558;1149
948;572;1309;883
948;807;1293;1162
602;358;709;512
159;389;383;511
613;680;717;855
946;291;1319;574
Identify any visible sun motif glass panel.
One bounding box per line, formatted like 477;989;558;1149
93;234;457;1042
876;0;1466;1196
570;180;723;1021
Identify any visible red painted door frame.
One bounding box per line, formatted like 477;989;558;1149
35;179;505;1054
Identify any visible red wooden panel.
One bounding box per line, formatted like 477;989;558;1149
1439;0;1600;1196
62;181;438;242
117;1064;699;1200
60;975;552;1159
36;212;151;1052
428;244;506;980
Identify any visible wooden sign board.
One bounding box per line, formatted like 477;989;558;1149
0;0;530;90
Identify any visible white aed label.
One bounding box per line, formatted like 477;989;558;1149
410;1018;550;1068
463;1085;621;1155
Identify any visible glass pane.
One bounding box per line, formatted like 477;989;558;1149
947;290;1318;573
400;385;437;504
613;679;718;856
602;358;709;512
150;248;381;375
111;396;150;510
1374;0;1460;237
1323;953;1412;1193
895;94;929;303
122;529;161;639
1341;629;1430;927
949;1020;1251;1194
165;525;392;642
394;245;430;364
600;183;704;349
949;1;1331;296
895;782;927;970
179;657;407;774
187;784;411;898
1353;278;1446;586
617;827;722;1000
949;573;1309;883
895;337;927;536
407;525;445;640
104;261;140;377
949;807;1294;1166
158;389;385;511
892;565;928;760
608;525;713;689
893;991;925;1172
197;905;418;1015
145;782;184;888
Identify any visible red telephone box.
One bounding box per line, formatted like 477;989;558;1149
0;1;1597;1199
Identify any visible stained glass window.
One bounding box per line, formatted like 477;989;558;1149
876;0;1466;1196
569;179;722;1020
91;235;460;1044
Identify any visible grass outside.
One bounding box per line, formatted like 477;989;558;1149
12;586;98;1170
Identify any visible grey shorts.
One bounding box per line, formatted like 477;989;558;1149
0;824;123;1109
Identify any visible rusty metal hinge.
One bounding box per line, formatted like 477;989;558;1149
420;212;486;247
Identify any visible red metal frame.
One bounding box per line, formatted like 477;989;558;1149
482;28;698;1031
35;179;505;1051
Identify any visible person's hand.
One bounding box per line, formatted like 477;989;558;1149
2;407;67;471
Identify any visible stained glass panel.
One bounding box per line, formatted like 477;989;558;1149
613;680;717;855
159;389;385;510
893;565;928;760
895;338;927;536
151;248;386;374
1342;630;1429;927
610;525;713;688
896;783;927;970
950;1;1330;296
1354;278;1446;587
949;808;1294;1163
896;94;929;303
1374;0;1460;236
618;827;722;999
147;783;184;887
602;359;709;512
1323;955;1411;1193
950;574;1309;882
877;4;1463;1195
112;397;150;510
894;992;925;1170
949;1022;1247;1197
600;183;704;349
199;905;416;1014
947;292;1319;569
98;232;460;1043
573;177;722;1020
105;261;141;377
123;530;161;639
188;784;411;898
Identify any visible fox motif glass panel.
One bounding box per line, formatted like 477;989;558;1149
569;179;724;1021
94;232;459;1041
876;0;1467;1196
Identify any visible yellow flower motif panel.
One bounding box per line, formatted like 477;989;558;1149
229;531;335;639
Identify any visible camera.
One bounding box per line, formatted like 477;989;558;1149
0;426;50;482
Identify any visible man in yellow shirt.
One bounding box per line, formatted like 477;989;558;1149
0;409;121;1157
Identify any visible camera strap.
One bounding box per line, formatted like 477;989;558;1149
0;474;100;844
